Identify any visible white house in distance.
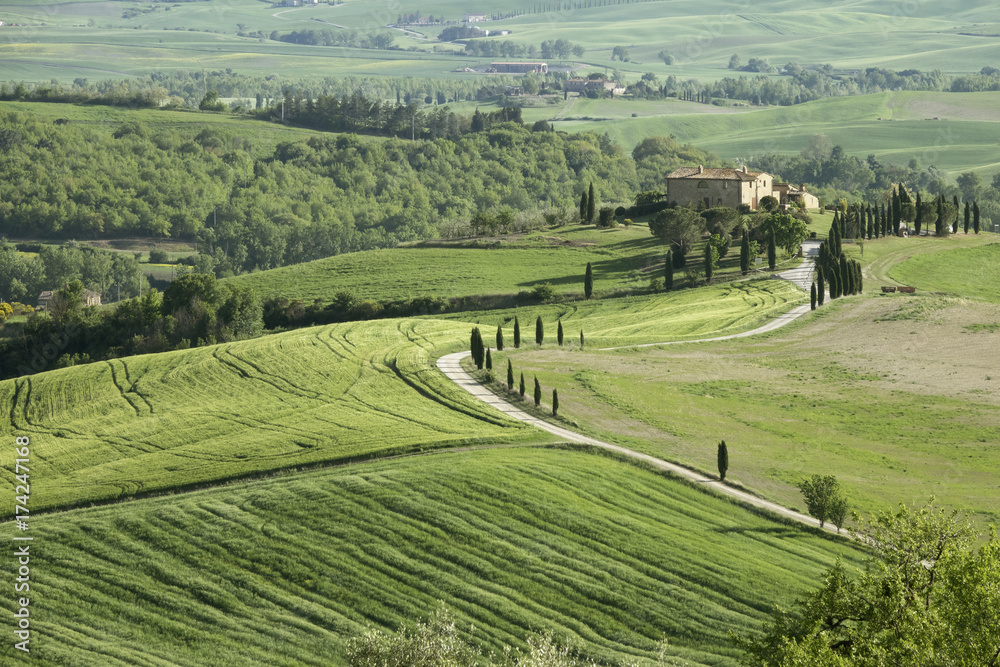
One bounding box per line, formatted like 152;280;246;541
666;165;819;210
462;13;487;22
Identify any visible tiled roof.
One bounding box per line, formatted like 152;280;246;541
667;167;764;181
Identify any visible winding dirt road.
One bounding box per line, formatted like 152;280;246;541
436;240;845;536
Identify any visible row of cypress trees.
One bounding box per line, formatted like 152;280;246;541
815;218;863;302
490;316;582;351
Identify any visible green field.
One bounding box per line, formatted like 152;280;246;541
489;233;1000;526
2;0;998;82
891;242;1000;301
0;318;547;513
0;447;864;666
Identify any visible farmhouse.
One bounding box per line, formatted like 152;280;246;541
666;166;819;211
490;62;548;74
36;289;102;312
462;13;487;22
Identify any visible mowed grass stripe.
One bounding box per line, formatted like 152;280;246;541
0;448;863;666
0;318;543;514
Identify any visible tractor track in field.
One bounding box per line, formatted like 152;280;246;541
435;240;848;537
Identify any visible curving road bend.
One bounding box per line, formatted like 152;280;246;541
435;240;843;536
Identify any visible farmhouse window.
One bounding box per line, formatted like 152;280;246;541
697;181;708;189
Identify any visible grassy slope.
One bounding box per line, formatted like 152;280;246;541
492;233;1000;525
222;224;664;302
890;241;1000;301
0;318;548;513
0;447;864;666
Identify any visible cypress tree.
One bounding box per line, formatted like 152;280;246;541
533;376;542;407
507;359;514;390
840;254;851;295
936;195;943;236
810;282;817;310
552;388;559;416
513;315;521;348
496;324;504;351
964;200;971;234
817;270;825;305
704;241;714;282
892;190;901;234
535;316;543;346
485;347;492;372
557;320;564;346
974;201;981;234
717;440;728;481
866;205;874;240
580;330;584;347
953;195;960;234
829;269;839;299
579;190;587;221
584;262;593;298
914;191;923;235
471;327;484;369
664;250;674;288
739;231;750;274
855;260;863;293
587;182;596;223
767;228;777;270
519;372;526;398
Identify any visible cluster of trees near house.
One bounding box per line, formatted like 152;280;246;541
461;38;584;59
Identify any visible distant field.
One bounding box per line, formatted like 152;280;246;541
1;0;998;83
495;233;1000;526
0;447;865;666
890;242;1000;302
0;318;546;513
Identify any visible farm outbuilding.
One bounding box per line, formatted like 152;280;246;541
490;62;548;74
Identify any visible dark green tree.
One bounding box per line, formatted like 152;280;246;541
535;316;543;346
740;230;750;274
817;270;825;306
914;190;923;235
485;347;492;373
974;201;981;234
664;250;674;289
964;200;971;234
470;326;484;369
810;282;817;310
533;375;542;406
552;388;559;416
519;372;525;398
717;440;729;481
557;320;564;346
586;182;596;223
507;359;514;390
829;269;840;299
704;241;715;282
840;254;851;295
953;195;960;234
936;194;944;236
513;315;521;348
579;330;584;347
496;324;504;351
584;262;593;298
767;228;777;270
579;189;587;221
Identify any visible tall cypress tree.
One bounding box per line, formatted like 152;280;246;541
557;320;564;346
533;376;542;407
664;250;674;288
914;191;923;236
739;231;750;274
496;324;504;351
717;440;729;481
866;205;874;240
584;262;593;298
519;372;526;398
485;348;492;372
579;190;587;221
767;228;777;270
817;270;825;305
829;269;840;299
974;201;981;234
535;316;543;346
810;282;817;310
953;195;960;234
513;315;521;348
704;241;715;282
507;359;514;390
552;388;559;416
840;254;851;295
964;200;971;234
936;195;944;236
587;182;596;223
